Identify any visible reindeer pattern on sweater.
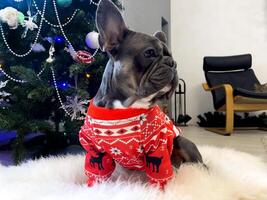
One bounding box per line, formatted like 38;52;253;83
79;101;181;188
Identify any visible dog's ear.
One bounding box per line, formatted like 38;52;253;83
154;31;172;56
154;31;167;44
96;0;127;52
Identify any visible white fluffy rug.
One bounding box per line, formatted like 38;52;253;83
0;146;267;200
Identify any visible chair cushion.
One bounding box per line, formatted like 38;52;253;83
234;88;267;99
211;88;267;110
203;54;252;72
205;69;260;109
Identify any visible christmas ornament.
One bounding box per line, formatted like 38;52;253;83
0;91;11;97
31;43;46;52
44;37;53;44
46;44;55;63
63;95;89;120
85;31;99;49
17;12;25;25
76;51;95;64
0;80;11;104
21;11;38;38
0;80;8;89
56;0;72;7
65;45;76;60
0;7;20;29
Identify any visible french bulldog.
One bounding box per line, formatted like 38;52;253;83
79;0;203;188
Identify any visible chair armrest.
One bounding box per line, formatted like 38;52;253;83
202;83;233;93
202;83;234;111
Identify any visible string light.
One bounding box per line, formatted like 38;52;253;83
58;81;70;90
54;35;65;44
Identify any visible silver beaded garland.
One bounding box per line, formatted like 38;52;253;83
52;0;99;60
33;0;79;28
0;66;26;83
0;0;99;120
0;64;47;83
0;0;47;58
90;0;99;6
51;66;85;120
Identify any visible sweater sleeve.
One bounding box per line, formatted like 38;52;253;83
144;145;173;190
142;108;177;190
79;117;116;187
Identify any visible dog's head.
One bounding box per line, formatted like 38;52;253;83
95;0;178;107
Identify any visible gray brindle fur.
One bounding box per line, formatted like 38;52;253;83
94;0;203;168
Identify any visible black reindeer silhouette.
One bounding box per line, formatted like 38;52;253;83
145;153;163;173
90;152;106;170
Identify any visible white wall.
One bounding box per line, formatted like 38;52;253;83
122;0;170;41
171;0;267;124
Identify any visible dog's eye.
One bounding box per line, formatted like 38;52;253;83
143;48;157;58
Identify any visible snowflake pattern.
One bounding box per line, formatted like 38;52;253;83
80;105;181;188
110;147;121;155
137;145;144;153
139;114;147;125
165;116;172;124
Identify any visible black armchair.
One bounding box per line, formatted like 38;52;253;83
202;54;267;135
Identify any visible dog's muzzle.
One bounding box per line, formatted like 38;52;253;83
137;55;178;99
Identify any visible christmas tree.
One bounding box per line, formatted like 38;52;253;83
0;0;121;164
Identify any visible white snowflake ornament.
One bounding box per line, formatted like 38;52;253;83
63;95;89;120
0;80;11;106
21;11;38;38
0;80;8;89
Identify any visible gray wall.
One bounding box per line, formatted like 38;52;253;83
122;0;171;44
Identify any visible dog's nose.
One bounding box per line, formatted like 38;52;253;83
162;56;175;68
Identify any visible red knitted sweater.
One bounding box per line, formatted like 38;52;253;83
79;101;181;189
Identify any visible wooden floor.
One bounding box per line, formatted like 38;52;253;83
181;126;267;162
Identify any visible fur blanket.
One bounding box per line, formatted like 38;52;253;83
0;146;266;200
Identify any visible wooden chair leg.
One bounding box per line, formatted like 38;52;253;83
205;85;234;136
206;108;234;136
225;92;234;135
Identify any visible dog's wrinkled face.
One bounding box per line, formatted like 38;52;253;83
94;0;178;108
